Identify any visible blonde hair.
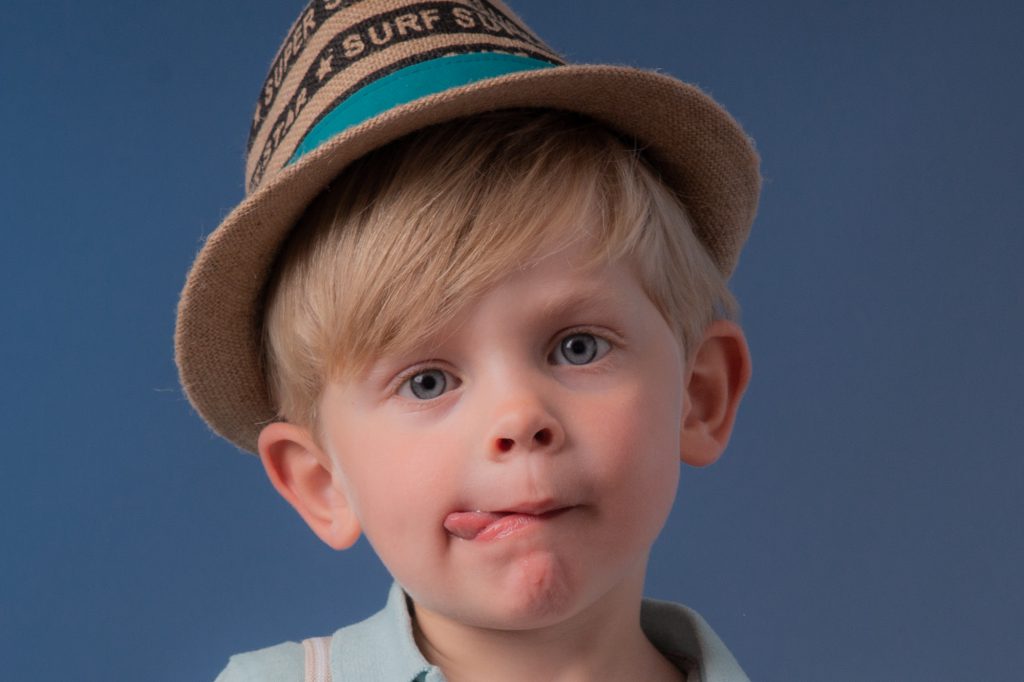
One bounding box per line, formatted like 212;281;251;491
262;109;737;429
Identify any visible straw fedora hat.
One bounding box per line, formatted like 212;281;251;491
175;0;761;453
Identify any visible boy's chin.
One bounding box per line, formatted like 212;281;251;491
481;551;577;627
409;550;608;633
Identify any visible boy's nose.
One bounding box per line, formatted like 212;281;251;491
486;397;565;458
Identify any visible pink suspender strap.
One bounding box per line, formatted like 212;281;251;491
302;636;333;682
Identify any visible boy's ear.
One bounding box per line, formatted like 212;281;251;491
257;421;362;550
679;320;753;467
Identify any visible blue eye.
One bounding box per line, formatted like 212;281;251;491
553;333;609;366
400;369;452;400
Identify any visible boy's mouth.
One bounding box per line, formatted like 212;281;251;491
443;506;571;541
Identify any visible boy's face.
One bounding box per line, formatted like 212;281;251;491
317;234;688;631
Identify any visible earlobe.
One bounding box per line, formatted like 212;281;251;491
679;320;753;467
257;421;362;550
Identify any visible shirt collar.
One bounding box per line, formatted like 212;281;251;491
641;597;750;682
330;582;442;682
330;582;749;682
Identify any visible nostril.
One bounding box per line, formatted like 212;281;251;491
497;437;514;452
534;428;552;446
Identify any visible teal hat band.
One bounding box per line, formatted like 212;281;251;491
288;52;557;166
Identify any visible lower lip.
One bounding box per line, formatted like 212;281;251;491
475;508;570;542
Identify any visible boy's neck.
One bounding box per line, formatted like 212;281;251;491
410;571;685;682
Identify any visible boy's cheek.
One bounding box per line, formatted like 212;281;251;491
331;429;461;516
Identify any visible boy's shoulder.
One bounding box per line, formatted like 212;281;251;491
215;583;750;681
216;582;436;681
215;640;303;682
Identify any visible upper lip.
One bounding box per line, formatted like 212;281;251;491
486;499;570;516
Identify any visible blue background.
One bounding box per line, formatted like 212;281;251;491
3;1;1022;679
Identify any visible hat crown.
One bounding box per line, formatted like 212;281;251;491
244;0;564;193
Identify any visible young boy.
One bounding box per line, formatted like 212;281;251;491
176;1;759;680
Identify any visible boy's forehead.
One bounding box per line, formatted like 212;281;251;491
458;272;627;329
447;234;633;308
360;252;638;371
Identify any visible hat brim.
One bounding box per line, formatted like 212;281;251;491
175;63;760;453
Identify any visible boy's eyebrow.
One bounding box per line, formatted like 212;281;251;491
535;286;626;321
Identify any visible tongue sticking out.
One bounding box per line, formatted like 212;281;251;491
443;511;508;540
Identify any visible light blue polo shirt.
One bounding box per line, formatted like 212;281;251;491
215;582;750;681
